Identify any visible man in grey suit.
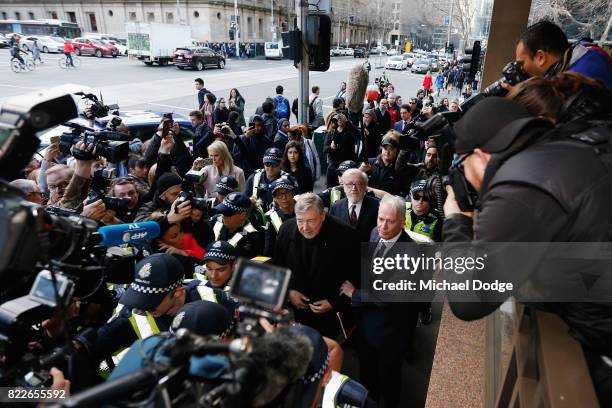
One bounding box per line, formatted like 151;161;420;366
340;194;418;408
329;169;380;243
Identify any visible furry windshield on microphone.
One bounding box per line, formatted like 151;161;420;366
345;63;369;113
251;327;313;407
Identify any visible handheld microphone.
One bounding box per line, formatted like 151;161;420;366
97;221;160;247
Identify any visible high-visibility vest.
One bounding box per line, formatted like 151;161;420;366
196;284;221;303
266;208;284;233
330;187;342;206
251;169;264;200
404;202;438;241
213;220;257;247
321;371;350;408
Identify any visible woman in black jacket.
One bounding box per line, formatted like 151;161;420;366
323;111;359;188
213;98;230;125
281;141;314;192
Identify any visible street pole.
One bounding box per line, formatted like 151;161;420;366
271;0;275;40
234;0;240;56
297;0;309;124
446;0;454;54
176;0;181;23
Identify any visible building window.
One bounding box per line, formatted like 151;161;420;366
194;11;200;18
394;23;399;30
259;18;263;37
166;12;173;23
88;13;98;32
1;12;7;20
15;12;21;20
147;12;155;22
67;12;77;23
49;11;58;19
108;10;114;17
129;12;137;21
247;17;253;38
217;12;221;20
28;12;35;19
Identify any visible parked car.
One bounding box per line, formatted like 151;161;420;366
0;34;10;49
331;47;344;56
344;48;354;56
72;37;118;57
385;55;407;70
103;39;128;56
264;42;283;59
411;58;432;74
386;48;399;56
353;47;366;58
403;52;417;66
172;47;226;70
20;36;61;53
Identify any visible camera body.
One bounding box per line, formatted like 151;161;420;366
59;124;132;163
174;190;211;213
85;168;132;212
483;61;528;97
76;92;119;119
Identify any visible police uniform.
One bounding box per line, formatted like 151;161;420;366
192;241;237;292
317;159;357;210
210;192;263;259
244;147;287;212
263;176;298;257
94;254;232;369
404;181;442;243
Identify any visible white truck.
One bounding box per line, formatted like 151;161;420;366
126;22;191;66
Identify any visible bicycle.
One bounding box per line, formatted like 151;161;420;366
58;54;81;69
10;57;35;73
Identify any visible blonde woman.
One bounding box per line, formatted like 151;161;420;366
195;140;245;197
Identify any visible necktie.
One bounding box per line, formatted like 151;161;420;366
373;240;387;259
350;204;357;226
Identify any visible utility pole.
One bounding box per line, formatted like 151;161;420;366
271;0;275;40
297;0;309;124
234;0;240;56
446;0;454;54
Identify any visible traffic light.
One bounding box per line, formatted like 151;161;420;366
229;29;235;41
460;40;481;82
445;42;454;54
306;14;331;71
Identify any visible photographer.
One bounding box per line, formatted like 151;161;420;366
195;140;246;198
442;96;612;406
232;114;272;178
324;111;360;188
359;135;408;197
108;177;142;223
512;21;612;90
144;117;193;177
397;143;440;188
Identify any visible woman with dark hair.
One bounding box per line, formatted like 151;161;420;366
288;125;320;181
228;88;246;127
274;118;290;151
363;109;382;158
213;97;230;125
281;141;314;192
202;93;217;128
228;111;243;136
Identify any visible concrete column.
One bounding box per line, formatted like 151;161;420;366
480;0;532;89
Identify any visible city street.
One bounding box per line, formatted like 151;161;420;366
0;50;429;118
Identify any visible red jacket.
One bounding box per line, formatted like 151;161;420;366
422;75;433;91
63;42;74;53
181;232;205;260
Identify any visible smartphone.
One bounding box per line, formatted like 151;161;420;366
163;112;174;126
50;135;60;144
203;158;213;166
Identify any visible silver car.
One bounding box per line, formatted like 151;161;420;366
411;59;432;74
21;36;62;53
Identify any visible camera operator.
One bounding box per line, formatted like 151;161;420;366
511;21;612;90
144;117;193;177
397;142;440;188
324;111;360;188
442;96;612;406
108;177;142;223
359;135;408;197
233;114;272;178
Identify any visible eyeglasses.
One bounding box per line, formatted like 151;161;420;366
345;182;365;189
48;182;69;191
264;162;279;168
412;194;429;202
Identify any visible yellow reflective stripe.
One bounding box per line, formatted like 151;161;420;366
147;313;160;333
128;315;141;338
330;188;341;205
252;170;263;200
405;202;412;230
251;256;271;263
322;371;350;408
213;220;224;240
228;233;244;247
243;222;257;233
405;229;435;244
193;272;206;281
269;211;283;233
196;285;218;303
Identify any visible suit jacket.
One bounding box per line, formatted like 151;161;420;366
272;215;360;337
352;229;419;347
393;120;411;134
330;195;380;243
375;108;391;133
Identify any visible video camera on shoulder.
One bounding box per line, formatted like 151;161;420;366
59;122;133;163
229;259;291;314
85;168;131;212
76;91;119;119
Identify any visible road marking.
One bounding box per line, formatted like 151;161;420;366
146;102;193;111
0;83;39;90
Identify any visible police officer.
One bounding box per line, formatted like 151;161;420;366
264;175;298;256
209;175;239;209
405;180;442;243
192;241;237;291
318;160;357;210
209;192;262;258
91;254;230;372
244;147;287;210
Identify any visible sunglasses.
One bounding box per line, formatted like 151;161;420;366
264;162;279;167
412;194;429;202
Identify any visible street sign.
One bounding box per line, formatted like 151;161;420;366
395;40;399;46
443;15;451;27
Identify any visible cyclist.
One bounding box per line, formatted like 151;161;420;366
10;41;27;67
63;40;75;67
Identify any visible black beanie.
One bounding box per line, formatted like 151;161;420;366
157;173;183;195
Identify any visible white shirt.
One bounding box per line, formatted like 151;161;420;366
376;230;403;257
347;199;363;221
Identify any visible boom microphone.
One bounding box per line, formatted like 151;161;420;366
345;63;369;113
97;221;160;247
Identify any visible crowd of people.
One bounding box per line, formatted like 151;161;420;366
3;20;612;407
